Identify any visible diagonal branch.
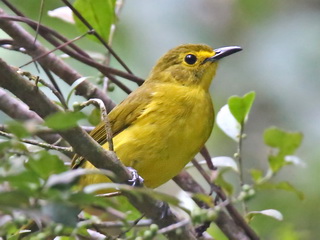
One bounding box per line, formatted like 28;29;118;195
0;10;144;85
0;88;72;156
0;8;116;112
174;171;256;240
61;0;133;74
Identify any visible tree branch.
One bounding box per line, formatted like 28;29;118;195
174;171;257;240
0;14;144;85
0;88;72;158
0;8;116;112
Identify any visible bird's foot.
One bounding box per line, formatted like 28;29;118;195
126;167;144;187
157;201;171;219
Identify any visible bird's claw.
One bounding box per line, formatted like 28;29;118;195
127;167;144;187
157;201;171;219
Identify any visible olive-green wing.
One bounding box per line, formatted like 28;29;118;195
71;84;153;168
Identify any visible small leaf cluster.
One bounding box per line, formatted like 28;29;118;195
215;91;304;223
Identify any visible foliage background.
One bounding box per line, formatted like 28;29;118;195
0;0;319;239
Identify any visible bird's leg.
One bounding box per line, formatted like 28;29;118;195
126;167;144;187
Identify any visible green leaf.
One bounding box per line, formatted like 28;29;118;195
68;192;110;207
0;191;30;208
264;127;303;156
250;169;263;183
258;181;304;200
0;171;41;192
247;209;283;222
215;171;233;195
73;0;116;42
25;151;68;180
192;194;215;208
41;202;79;227
228;91;256;124
44;111;86;130
6;121;30;138
268;155;285;173
264;127;303;172
0;140;12;152
88;107;101;126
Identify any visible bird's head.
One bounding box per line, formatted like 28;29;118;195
148;44;242;90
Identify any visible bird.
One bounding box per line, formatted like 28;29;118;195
72;44;242;190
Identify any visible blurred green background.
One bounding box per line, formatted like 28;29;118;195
0;0;319;239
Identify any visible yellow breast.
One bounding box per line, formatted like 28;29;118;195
110;83;214;188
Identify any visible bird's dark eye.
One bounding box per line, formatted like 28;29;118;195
184;54;197;65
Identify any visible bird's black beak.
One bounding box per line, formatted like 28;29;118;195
204;46;242;63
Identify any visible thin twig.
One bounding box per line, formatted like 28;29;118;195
116;214;146;239
1;0;91;58
80;219;153;229
158;219;190;234
0;10;116;112
0;124;94;135
0;38;25;52
191;159;220;195
19;30;93;69
96;192;122;198
0;15;144;85
102;0;125;93
40;64;64;100
236;122;247;214
0;130;73;153
237;123;245;186
174;171;257;240
78;98;114;151
61;0;133;74
16;68;69;110
33;0;45;43
200;146;216;170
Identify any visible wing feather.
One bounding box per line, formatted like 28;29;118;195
71;84;154;168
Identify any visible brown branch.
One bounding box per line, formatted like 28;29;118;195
0;14;139;91
173;171;255;240
19;30;92;69
0;9;116;112
17;69;69;110
191;158;259;239
0;88;73;158
1;0;90;58
0;59;196;240
1;0;144;85
200;146;216;170
61;0;133;74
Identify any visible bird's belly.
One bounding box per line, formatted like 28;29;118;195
113;97;214;188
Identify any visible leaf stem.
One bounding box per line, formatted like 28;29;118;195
237;122;248;214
